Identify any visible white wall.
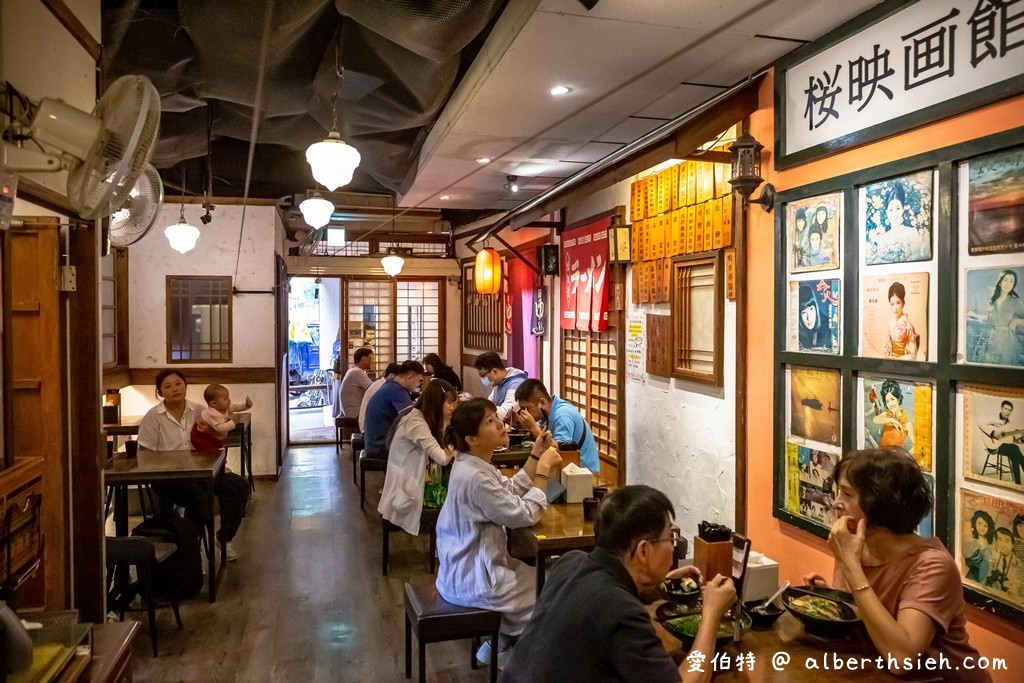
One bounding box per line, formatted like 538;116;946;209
563;162;738;540
126;203;278;475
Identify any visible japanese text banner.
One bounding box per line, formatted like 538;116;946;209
560;218;610;331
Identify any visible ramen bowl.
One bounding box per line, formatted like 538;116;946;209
660;611;751;651
782;586;862;639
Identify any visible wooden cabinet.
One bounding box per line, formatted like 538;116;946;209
0;457;44;607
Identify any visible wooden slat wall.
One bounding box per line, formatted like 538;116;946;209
5;218;66;608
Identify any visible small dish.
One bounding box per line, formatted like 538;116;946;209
664;577;701;609
743;600;784;629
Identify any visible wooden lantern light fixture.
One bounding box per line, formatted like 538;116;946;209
474;247;502;294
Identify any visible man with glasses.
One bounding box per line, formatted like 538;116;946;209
473;351;528;420
501;485;735;683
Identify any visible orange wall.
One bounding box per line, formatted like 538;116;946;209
745;70;1024;679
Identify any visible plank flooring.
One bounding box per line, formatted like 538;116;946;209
128;444;493;682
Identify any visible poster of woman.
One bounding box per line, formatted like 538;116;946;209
789;279;840;354
968;146;1024;255
789;367;842;446
860;272;929;361
959;489;1024;608
965;266;1024;367
963;384;1024;493
862;170;933;265
862;376;933;471
786;192;842;273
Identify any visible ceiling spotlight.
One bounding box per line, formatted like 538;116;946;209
504;175;519;193
440;195;450;200
549;85;571;96
476;157;491;164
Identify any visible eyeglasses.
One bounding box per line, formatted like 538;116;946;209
647;530;683;548
478;368;495;379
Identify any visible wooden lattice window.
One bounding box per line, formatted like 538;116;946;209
397;280;441;362
166;276;232;363
670;252;723;385
345;280;394;377
462;262;504;351
101;248;128;369
561;328;619;468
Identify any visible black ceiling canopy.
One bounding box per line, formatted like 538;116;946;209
101;0;506;200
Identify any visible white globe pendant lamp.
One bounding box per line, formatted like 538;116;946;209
381;249;405;277
306;131;360;192
165;205;200;254
299;191;334;228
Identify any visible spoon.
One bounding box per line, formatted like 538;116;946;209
759;580;791;610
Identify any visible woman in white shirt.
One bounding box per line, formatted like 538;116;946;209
378;379;458;534
136;370;250;560
435;398;562;660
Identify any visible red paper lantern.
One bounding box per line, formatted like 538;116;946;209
474;247;501;295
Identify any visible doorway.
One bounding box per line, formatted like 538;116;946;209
287;276;337;444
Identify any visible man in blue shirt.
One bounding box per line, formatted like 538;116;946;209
514;378;599;472
474;351;528;420
363;360;424;458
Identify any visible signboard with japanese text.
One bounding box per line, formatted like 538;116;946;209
776;0;1024;169
560;217;610;331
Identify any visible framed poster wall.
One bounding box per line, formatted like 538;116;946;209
772;127;1024;625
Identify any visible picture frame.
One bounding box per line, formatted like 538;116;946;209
861;170;933;266
963;266;1024;368
861;375;933;472
860;271;929;361
786;192;843;273
966;145;1024;256
788;366;842;447
957;488;1024;613
789;278;840;354
962;384;1024;493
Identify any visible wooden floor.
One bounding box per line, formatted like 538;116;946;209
130;444;492;682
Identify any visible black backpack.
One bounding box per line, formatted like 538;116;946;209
131;513;203;601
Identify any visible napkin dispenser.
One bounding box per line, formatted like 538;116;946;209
559;463;593;503
740;551;779;602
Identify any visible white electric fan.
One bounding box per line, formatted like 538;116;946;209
0;75;161;220
107;162;163;247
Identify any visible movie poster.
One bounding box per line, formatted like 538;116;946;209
862;170;933;265
959;489;1024;608
790;278;840;354
861;272;929;361
964;266;1024;368
789;367;842;446
787;192;843;273
968;146;1024;256
963;384;1024;493
919;474;934;538
862;376;933;471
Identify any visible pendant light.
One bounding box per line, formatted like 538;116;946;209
380;205;404;276
474;247;501;294
165;204;200;254
306;36;360;191
299;191;334;228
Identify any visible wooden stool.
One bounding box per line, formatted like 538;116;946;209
403;580;500;683
336;416;359;455
383;507;439;576
359;450;387;511
351;433;364;485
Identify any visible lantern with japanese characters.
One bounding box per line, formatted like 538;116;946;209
474;247;502;295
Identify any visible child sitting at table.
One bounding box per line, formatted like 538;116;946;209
190;383;253;452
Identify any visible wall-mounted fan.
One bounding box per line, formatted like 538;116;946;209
108;163;163;247
0;75;160;220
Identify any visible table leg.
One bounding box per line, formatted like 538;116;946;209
114;485;128;537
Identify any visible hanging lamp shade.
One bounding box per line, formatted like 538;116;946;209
381;252;405;277
305;131;361;191
475;247;502;295
299;192;334;228
164;208;200;254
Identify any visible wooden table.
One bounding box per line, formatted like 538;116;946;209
105;413;254;491
650;606;941;682
490;445;533;470
58;621;140;683
103;449;226;601
509;502;595;594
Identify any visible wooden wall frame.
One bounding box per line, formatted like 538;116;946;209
772;126;1024;626
165;275;234;364
669;251;724;386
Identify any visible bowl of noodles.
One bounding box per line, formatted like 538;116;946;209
659;611;751;651
782;586;862;639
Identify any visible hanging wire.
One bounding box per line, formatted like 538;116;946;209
331;32;343;133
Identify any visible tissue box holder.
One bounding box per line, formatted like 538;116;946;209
560;466;593;503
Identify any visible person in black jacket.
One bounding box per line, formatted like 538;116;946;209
423;352;463;392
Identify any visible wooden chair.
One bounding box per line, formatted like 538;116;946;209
403;580;500;683
336;416;359;455
359;450;387;511
105;536;184;656
382;507;439;576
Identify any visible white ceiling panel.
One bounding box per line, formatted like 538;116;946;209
598;117;672;144
563;141;625;163
636;84;731;119
537;0;767;32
